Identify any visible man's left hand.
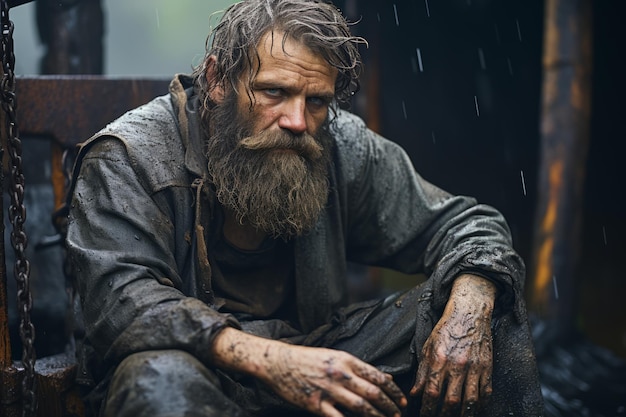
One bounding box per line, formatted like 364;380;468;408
410;274;496;416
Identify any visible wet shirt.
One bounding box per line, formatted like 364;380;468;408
210;211;297;321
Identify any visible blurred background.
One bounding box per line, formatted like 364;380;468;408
2;0;625;415
12;0;232;76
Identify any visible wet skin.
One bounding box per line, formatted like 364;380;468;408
412;275;496;417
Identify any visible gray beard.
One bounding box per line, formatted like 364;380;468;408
204;93;332;239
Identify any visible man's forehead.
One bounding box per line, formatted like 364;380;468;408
245;31;337;88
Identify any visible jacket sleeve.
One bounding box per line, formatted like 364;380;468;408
334;112;526;321
66;138;239;367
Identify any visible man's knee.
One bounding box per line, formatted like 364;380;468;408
113;349;220;386
104;349;227;417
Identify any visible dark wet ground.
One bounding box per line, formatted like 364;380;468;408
533;317;626;417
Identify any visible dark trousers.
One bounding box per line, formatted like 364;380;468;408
102;285;544;417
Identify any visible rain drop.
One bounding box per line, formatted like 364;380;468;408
377;12;381;22
393;4;399;26
552;275;559;300
474;95;480;117
478;48;486;70
416;48;424;72
520;170;527;196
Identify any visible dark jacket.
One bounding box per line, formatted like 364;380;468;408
67;74;528;378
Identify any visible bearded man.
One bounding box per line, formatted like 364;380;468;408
66;1;544;416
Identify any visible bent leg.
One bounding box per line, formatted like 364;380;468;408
103;350;249;417
300;283;544;416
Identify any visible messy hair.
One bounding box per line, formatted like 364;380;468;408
193;0;366;110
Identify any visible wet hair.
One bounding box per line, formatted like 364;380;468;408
193;0;366;110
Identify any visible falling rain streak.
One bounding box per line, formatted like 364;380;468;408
515;19;522;41
507;58;514;75
494;24;501;45
424;0;431;17
416;48;424;72
402;101;407;119
603;226;607;245
520;170;527;196
474;96;480;117
393;4;399;26
478;48;486;70
431;131;436;144
552;275;559;300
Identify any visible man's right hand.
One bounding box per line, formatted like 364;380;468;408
211;327;407;417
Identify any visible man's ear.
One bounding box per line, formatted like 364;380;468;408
206;55;226;103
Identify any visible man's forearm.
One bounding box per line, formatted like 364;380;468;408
210;326;278;379
448;274;497;318
211;327;407;417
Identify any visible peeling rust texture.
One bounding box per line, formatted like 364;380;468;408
16;76;170;148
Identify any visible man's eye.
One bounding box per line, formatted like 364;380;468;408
307;96;328;107
265;88;281;97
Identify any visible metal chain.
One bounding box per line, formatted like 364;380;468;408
1;1;37;415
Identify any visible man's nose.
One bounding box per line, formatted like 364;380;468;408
278;98;307;135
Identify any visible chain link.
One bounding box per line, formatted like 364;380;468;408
1;1;37;415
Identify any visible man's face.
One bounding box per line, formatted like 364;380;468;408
239;30;338;139
204;32;338;239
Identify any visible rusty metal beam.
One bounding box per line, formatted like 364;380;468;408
530;0;593;329
16;76;170;147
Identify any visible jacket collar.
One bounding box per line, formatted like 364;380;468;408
168;74;209;179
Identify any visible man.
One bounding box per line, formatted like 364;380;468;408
66;1;544;416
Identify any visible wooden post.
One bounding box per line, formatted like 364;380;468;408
530;0;593;333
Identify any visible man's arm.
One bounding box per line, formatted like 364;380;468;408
330;111;528;415
211;327;407;417
67;138;236;365
411;274;496;416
